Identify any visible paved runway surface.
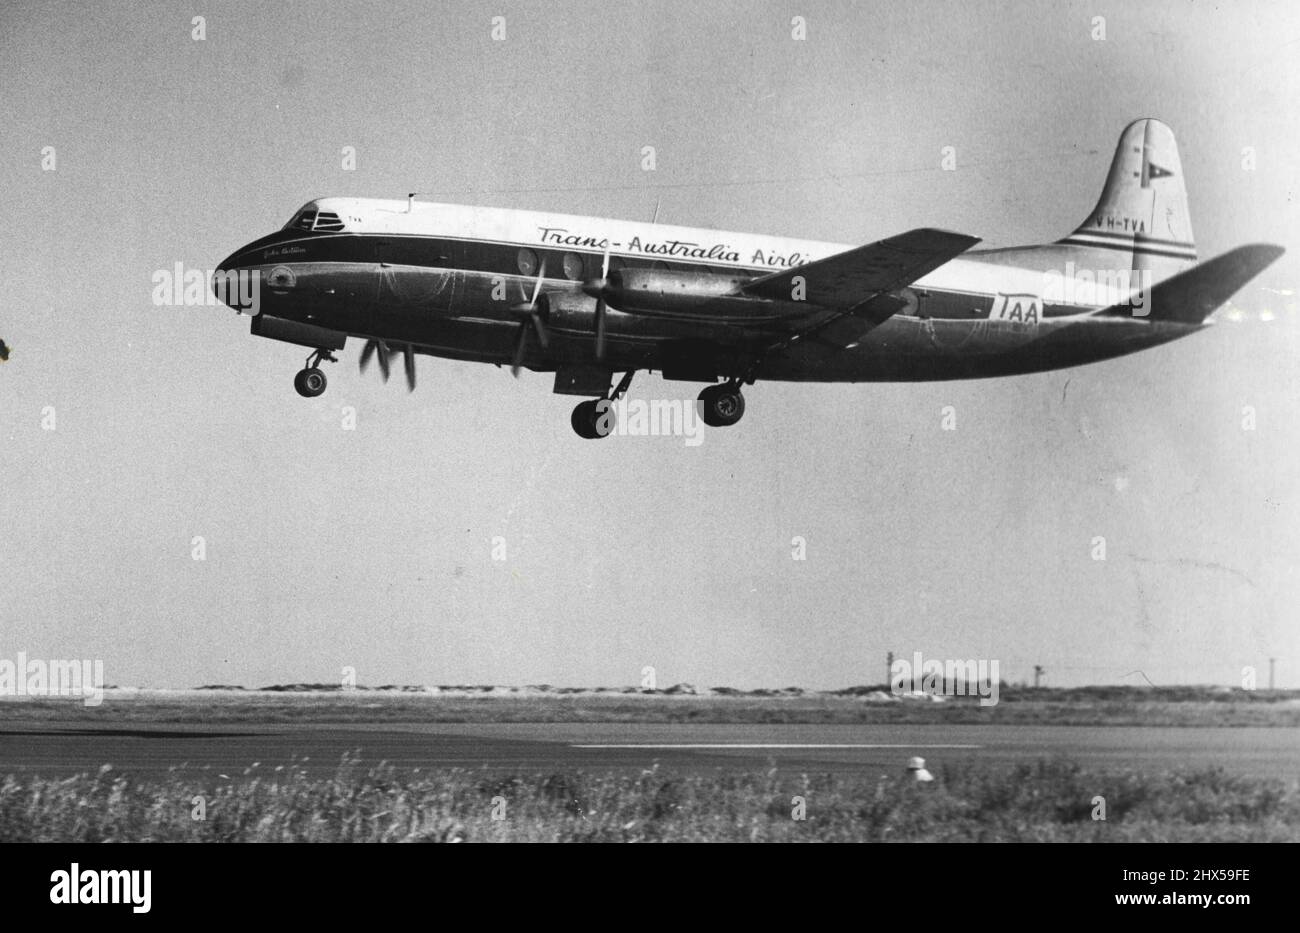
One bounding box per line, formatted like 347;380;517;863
3;722;1299;780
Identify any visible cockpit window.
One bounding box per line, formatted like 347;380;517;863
313;211;345;231
284;207;348;232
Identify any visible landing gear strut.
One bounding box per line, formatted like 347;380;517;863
698;380;746;427
294;348;336;398
571;370;635;439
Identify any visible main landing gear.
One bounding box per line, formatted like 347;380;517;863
294;348;336;398
571;370;636;439
569;373;750;438
697;381;746;427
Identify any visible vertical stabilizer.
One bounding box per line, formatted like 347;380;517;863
1058;118;1197;285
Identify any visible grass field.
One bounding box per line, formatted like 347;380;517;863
5;688;1298;842
4;685;1300;727
3;754;1296;842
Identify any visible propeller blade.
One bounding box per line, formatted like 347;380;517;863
360;340;376;373
403;344;416;392
529;260;547;307
376;339;391;382
529;311;550;349
509;262;550;377
594;299;607;361
510;322;529;377
591;245;613;362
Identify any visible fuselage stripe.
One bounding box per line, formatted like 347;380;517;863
1060;228;1196;248
1057;237;1198;261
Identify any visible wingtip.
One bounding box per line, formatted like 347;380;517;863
899;228;982;250
936;228;983;248
1235;242;1287;270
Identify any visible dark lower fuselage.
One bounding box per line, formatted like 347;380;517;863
216;229;1202;383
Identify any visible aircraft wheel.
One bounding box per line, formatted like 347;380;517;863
571;399;614;439
294;367;327;398
698;383;745;427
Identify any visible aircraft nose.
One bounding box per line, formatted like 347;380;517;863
215;249;240;277
213;253;236;305
213;248;258;313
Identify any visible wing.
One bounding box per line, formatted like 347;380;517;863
742;227;981;311
743;227;979;349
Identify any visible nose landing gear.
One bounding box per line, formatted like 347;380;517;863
294;348;336;398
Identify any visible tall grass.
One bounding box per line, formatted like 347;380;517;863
3;756;1297;842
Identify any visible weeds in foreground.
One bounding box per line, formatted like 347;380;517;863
2;755;1297;842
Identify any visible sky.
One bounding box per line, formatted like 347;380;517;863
1;0;1297;689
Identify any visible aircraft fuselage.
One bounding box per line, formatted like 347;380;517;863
216;198;1197;385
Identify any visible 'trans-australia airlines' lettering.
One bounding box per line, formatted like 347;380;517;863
539;226;814;267
538;226;747;264
537;227;611;250
626;236;741;263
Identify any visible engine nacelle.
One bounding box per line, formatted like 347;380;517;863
606;269;743;310
600;269;792;322
539;290;600;331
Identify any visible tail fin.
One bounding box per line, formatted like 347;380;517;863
1059;119;1198;285
1098;244;1284;324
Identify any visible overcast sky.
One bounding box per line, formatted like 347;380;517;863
2;0;1297;689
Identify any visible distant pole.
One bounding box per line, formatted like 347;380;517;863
1034;665;1045;689
1269;658;1276;691
886;651;894;690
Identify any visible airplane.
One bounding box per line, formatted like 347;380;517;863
213;118;1283;438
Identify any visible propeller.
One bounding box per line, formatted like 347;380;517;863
509;260;549;377
360;338;416;392
403;344;416;391
583;246;613;362
594;246;611;362
359;338;391;381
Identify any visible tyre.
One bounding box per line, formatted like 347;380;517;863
294;367;327;398
698;384;745;427
571;399;614;438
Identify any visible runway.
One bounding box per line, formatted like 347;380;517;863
3;721;1299;781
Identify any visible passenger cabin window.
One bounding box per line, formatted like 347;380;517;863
517;248;539;276
899;288;921;316
562;252;584;280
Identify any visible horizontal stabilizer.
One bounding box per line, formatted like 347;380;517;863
1098;244;1284;324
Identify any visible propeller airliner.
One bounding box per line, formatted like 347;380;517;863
214;119;1282;438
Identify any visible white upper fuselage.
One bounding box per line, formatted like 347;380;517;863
298;197;1078;308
